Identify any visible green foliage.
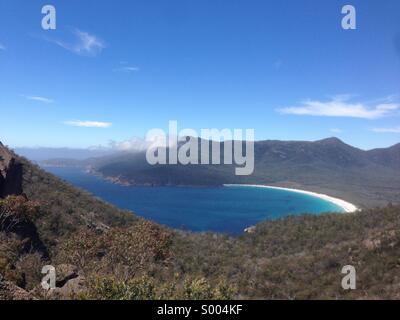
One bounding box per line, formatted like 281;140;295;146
0;232;24;284
56;220;173;277
0;196;45;290
82;276;156;300
81;275;236;300
171;205;400;299
183;278;236;300
0;196;40;232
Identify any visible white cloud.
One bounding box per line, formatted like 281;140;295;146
113;66;140;73
24;95;55;104
111;134;177;153
64;120;112;128
278;97;399;119
330;128;343;133
53;29;105;56
0;43;5;51
110;137;151;152
372;127;400;133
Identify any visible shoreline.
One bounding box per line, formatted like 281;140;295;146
223;184;359;213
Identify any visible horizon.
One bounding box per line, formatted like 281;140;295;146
1;0;400;150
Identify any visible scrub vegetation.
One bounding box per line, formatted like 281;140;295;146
1;145;400;299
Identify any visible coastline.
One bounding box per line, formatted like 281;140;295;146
223;184;359;213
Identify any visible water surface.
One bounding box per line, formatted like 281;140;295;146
45;167;343;234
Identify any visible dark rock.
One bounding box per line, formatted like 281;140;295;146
0;142;23;198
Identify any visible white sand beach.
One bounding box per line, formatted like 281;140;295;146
223;184;359;213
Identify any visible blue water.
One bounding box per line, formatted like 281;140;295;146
45;167;344;234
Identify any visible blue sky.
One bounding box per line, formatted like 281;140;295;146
1;0;400;150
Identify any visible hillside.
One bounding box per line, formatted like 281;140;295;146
62;137;400;207
173;204;400;299
1;142;136;251
0;142;232;299
2;142;400;300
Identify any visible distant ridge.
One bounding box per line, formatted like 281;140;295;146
14;147;115;162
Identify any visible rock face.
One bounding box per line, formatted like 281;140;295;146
0;142;23;198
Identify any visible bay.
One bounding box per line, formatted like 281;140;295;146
45;166;344;234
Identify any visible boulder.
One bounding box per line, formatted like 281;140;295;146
48;265;86;299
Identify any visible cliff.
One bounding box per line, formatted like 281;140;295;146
0;142;23;198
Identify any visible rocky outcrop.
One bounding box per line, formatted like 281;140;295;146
0;142;23;198
48;265;86;299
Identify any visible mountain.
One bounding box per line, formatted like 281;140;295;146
63;137;400;207
366;143;400;171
